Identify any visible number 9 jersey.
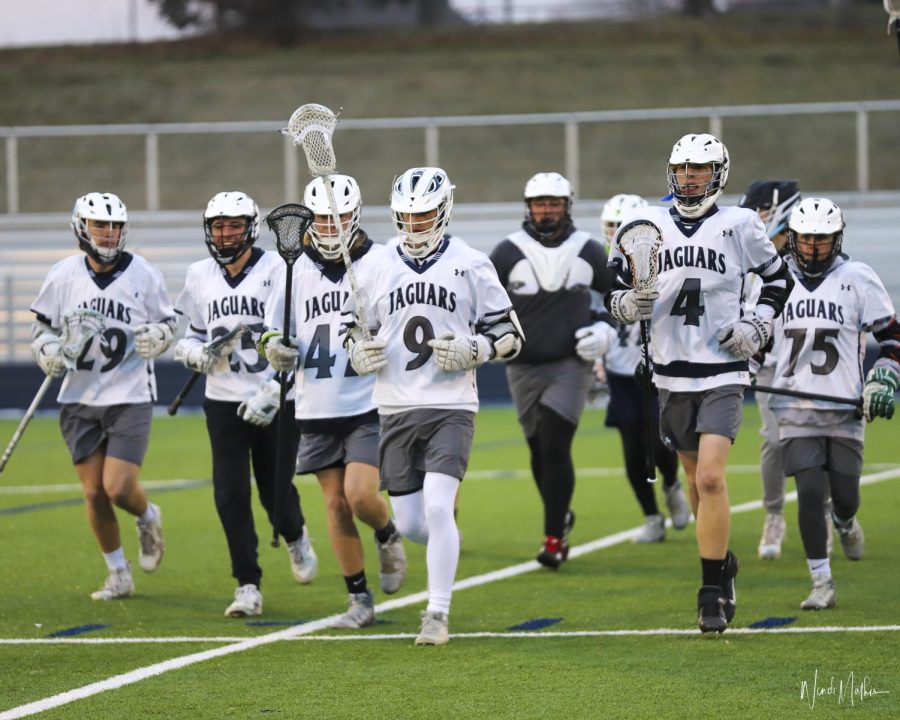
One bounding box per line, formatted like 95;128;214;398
30;253;175;405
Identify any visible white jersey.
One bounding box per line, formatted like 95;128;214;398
770;256;895;441
604;322;643;376
265;241;381;421
174;248;278;402
31;253;175;406
354;235;515;414
609;205;782;392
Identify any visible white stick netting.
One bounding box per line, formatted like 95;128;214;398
60;309;105;366
617;221;663;293
283;103;338;177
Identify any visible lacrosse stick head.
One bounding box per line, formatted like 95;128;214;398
283;103;338;177
616;219;663;293
60;308;106;368
207;324;249;374
266;204;315;264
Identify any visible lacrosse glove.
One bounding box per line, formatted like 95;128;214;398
31;332;66;378
261;331;299;373
574;322;617;362
173;338;216;374
133;322;174;359
609;289;658;324
862;366;898;422
428;333;492;372
237;380;280;427
717;312;772;361
348;336;388;375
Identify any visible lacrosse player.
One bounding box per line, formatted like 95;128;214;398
488;172;614;568
606;134;794;633
765;198;898;610
342;167;523;646
737;180;807;559
173;191;316;618
260;175;407;629
30;192;173;600
599;194;689;544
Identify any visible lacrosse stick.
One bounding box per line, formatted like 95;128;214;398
167;324;250;416
617;219;664;484
887;0;900;55
0;308;105;475
751;384;862;409
282;103;371;340
265;203;314;547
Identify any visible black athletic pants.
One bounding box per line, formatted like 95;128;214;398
204;399;305;587
527;405;578;538
618;424;679;517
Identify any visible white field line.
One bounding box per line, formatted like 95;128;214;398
2;465;900;720
3;463;898;495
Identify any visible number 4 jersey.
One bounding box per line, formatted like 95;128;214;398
769;255;895;441
31;253;175;406
175;248;277;402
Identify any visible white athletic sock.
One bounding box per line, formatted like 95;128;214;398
391;492;429;545
423;472;461;615
138;502;157;525
807;558;831;580
103;547;128;571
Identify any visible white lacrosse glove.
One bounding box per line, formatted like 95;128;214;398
133;322;174;359
427;333;492;372
348;336;388;375
717;312;772;361
258;331;299;373
608;289;658;324
237;380;280;427
574;322;617;362
31;332;67;378
862;366;898;422
173;338;215;374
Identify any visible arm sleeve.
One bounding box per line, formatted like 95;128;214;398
856;264;899;370
30;269;63;332
741;216;793;319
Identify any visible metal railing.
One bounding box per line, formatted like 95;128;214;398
3;99;900;213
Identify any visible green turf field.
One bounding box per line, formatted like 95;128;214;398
1;404;898;718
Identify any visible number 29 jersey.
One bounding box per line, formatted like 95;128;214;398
355;235;515;414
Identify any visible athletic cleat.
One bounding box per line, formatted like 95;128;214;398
415;610;449;646
697;585;728;634
758;512;785;559
136;503;164;572
664;482;691;530
562;509;576;544
633;514;665;543
225;584;263;618
722;550;739;623
536;535;569;569
330;589;376;628
91;563;134;600
836;516;864;561
287;525;318;583
800;575;836;610
375;528;407;595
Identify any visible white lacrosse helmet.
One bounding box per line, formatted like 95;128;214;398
303;175;362;261
601;193;648;243
71;192;128;265
666;133;729;219
390;167;455;259
787;197;845;278
203;191;260;266
523;172;574;240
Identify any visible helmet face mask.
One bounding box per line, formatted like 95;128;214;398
666;134;729;219
303;175;362;261
203;191;259;266
523;172;573;241
787;197;844;278
600;193;648;243
71;192;128;265
390;167;454;259
738;179;801;240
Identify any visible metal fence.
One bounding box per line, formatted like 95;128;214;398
3;99;900;214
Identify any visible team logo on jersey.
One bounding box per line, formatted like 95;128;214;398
303;290;350;322
454;268;466;276
206;295;266;323
782;298;845;325
78;297;133;324
388;281;457;315
659;245;726;275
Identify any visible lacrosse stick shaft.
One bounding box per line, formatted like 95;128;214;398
167;372;201;416
271;261;297;548
0;375;55;474
638;320;657;484
751;384;863;408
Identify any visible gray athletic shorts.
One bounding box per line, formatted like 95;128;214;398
658;385;744;452
507;357;593;437
296;422;379;475
59;402;153;466
781;436;864;477
378;408;475;495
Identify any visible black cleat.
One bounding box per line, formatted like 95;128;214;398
722;550;739;624
697;585;728;634
537;535;569;569
562;509;576;544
